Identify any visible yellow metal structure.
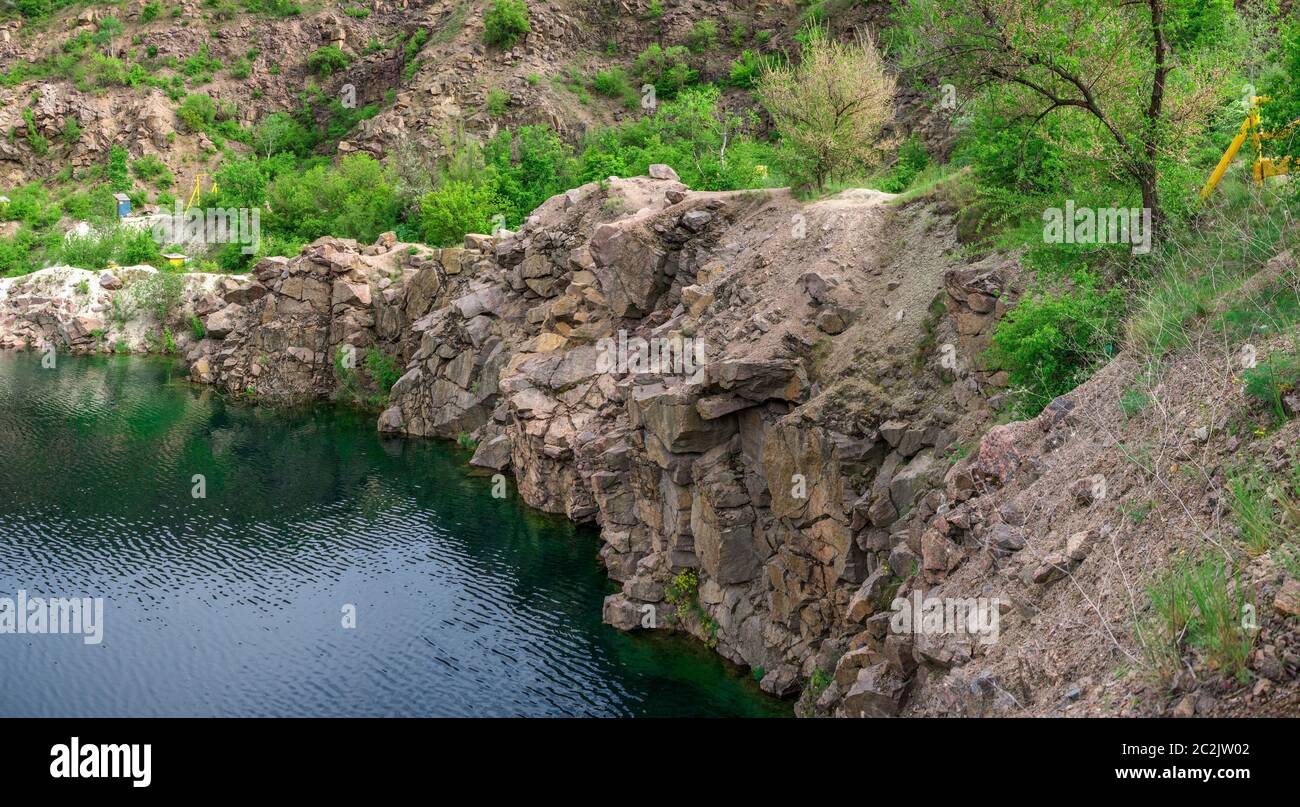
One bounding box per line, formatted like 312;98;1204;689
1201;96;1297;200
184;173;218;213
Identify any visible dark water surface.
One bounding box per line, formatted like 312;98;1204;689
0;352;788;717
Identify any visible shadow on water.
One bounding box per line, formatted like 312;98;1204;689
0;352;790;717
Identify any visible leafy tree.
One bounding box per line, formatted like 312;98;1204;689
252;111;311;159
266;153;400;243
213;157;268;208
486;125;577;223
418;181;506;247
892;0;1240;241
757;26;894;190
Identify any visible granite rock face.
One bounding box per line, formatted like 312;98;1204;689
0;174;1018;718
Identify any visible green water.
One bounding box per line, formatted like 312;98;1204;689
0;352;789;717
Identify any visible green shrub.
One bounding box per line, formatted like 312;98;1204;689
486;87;509;116
131;271;185;322
62;116;82;144
306;45;350;78
726;49;776;89
177;93;216;132
633;44;695;99
364;348;401;394
878;135;929;193
266;153;401;244
590;67;631;98
1136;555;1254;685
108;144;130;192
418;180;505;247
131;154;173;188
188;314;206;340
1243;350;1300;418
986;278;1124;416
483;0;530;49
687;19;718;52
141;1;162;22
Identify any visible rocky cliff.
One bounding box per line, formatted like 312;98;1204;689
9;171;1293;717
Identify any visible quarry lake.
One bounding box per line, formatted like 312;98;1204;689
0;352;787;717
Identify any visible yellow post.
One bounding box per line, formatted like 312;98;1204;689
1200;120;1252;200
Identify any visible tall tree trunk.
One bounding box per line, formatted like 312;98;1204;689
1142;0;1170;245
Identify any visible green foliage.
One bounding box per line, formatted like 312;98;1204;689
687;19;719;53
486;125;578;223
131;154;173;188
364;348;401;394
633;44;695;99
108;144;130;192
806;668;832;698
1136;555;1254;685
307;45;351;78
62;116;82;144
180;45;223;82
878;135;929;193
726;50;778;90
141;1;162;22
418;180;505;247
1119;387;1151;420
590;67;633;100
486;87;509;116
22;108;49;157
576;86;774;192
188;314;206;340
483;0;530;49
663;569;701;623
986;278;1124;416
130;271;185;322
238;0;301;16
228;57;252;80
1243;350;1300;419
177;93;216;132
266;153;401;244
